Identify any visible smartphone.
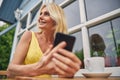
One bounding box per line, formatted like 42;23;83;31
54;32;76;51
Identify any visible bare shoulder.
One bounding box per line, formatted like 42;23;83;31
20;30;32;42
22;30;32;37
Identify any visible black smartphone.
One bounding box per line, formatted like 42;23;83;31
54;32;76;51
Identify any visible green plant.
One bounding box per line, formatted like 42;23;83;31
74;50;84;60
0;23;15;70
90;49;105;57
74;49;84;68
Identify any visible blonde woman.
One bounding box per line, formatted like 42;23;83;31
7;3;81;78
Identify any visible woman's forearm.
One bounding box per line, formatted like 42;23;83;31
7;62;46;78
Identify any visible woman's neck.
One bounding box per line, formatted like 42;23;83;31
41;31;54;44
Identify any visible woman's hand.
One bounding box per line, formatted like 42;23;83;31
35;41;81;77
35;41;69;75
52;41;82;78
35;45;57;75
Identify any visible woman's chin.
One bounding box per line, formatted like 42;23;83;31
39;25;46;29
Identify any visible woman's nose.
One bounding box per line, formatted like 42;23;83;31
38;15;43;22
40;14;44;20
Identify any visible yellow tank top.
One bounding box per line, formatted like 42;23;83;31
24;31;51;78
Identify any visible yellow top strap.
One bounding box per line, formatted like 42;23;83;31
24;31;43;64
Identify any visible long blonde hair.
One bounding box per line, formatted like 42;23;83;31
38;3;68;35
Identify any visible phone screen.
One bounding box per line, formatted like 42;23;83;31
54;32;76;51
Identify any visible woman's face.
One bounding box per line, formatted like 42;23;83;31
38;7;55;31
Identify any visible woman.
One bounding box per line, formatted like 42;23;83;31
7;3;81;78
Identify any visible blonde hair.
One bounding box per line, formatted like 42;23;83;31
38;3;68;35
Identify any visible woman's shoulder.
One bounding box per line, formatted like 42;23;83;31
23;30;32;37
21;30;32;42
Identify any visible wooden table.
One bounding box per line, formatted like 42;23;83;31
7;76;120;80
1;71;120;80
0;70;7;75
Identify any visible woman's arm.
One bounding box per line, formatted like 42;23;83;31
7;62;42;77
7;31;40;77
7;31;56;78
11;31;31;64
7;31;32;77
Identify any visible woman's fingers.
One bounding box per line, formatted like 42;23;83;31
53;53;80;71
37;45;53;68
57;49;81;64
44;45;53;56
52;53;81;77
52;45;81;77
45;41;67;61
52;58;75;76
50;41;67;54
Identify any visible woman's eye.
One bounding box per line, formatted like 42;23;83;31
40;12;42;16
40;11;50;16
44;12;50;16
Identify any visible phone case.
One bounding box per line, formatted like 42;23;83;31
54;32;76;51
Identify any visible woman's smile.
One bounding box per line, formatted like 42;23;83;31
39;20;46;25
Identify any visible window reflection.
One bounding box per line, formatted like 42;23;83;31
89;21;119;67
112;17;120;66
90;34;105;57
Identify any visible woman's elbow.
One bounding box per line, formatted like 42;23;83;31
7;65;15;78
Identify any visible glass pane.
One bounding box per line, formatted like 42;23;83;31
55;0;64;4
112;17;120;66
71;32;84;68
20;0;40;15
85;0;120;20
31;4;41;24
63;0;80;28
30;24;39;32
20;15;27;30
89;22;118;67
